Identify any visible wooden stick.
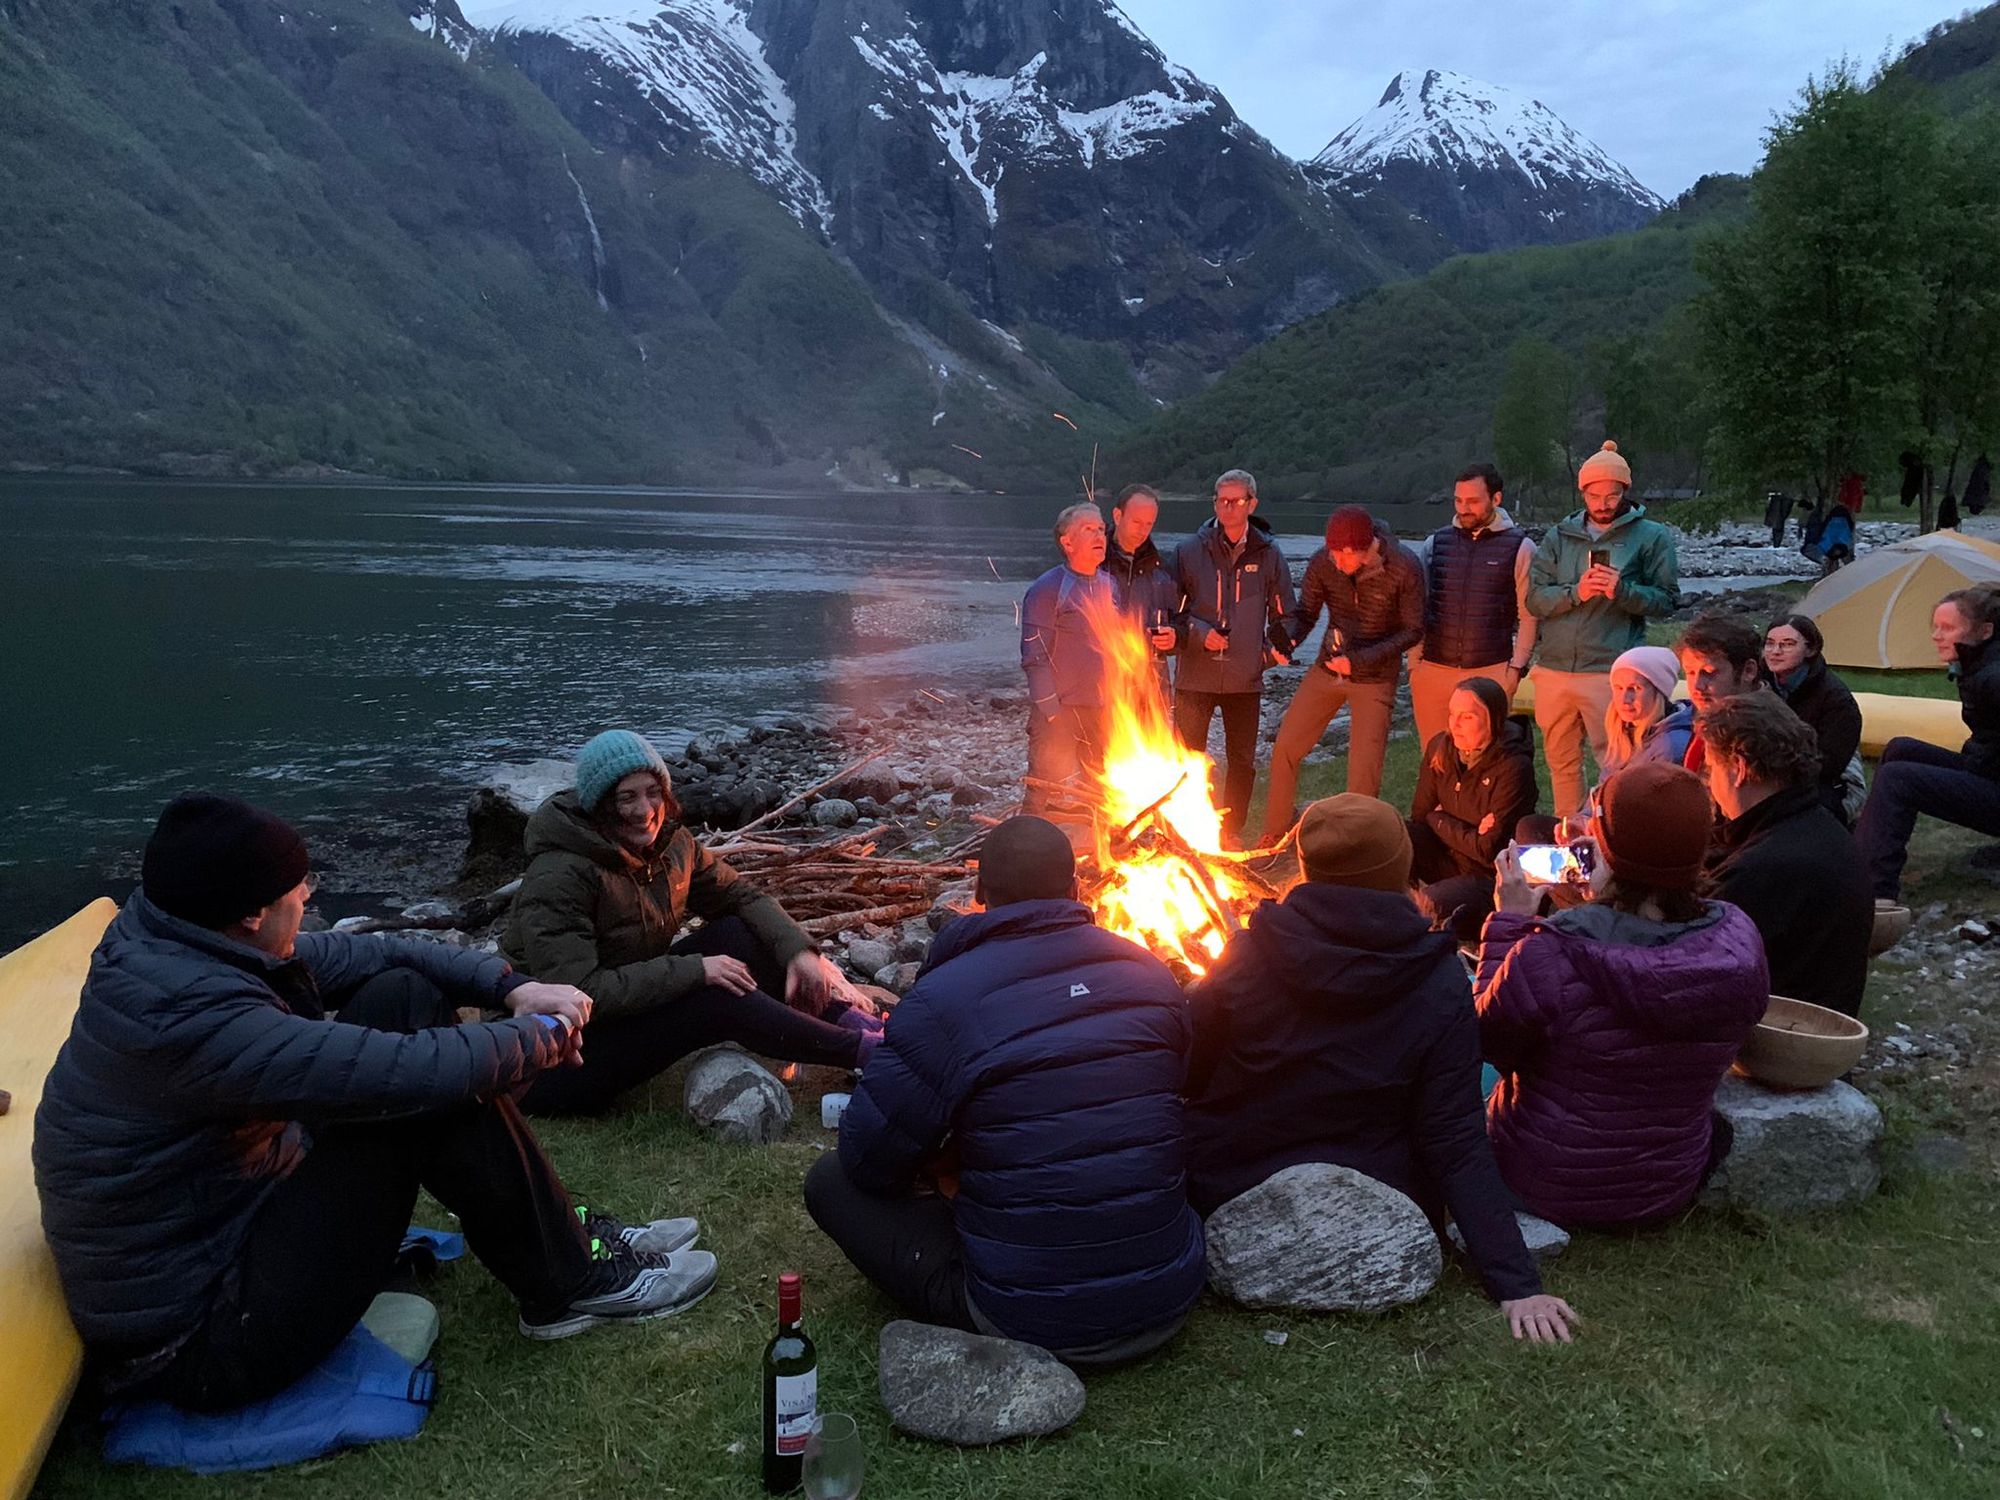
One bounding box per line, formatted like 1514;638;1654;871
704;749;889;846
799;899;934;936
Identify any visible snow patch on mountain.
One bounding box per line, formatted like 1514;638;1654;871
468;0;832;231
1313;68;1662;207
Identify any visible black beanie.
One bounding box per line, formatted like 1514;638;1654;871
141;793;310;929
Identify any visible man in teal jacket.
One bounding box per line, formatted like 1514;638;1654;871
1526;442;1679;816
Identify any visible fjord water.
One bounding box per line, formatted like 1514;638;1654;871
0;478;1393;946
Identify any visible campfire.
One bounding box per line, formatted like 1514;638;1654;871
1062;592;1294;977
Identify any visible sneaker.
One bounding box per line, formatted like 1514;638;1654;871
575;1204;700;1257
519;1237;718;1341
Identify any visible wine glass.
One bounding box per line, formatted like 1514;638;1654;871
802;1413;864;1500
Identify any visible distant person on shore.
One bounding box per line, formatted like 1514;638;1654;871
805;816;1205;1366
1171;470;1297;846
1526;442;1680;819
1019;502;1120;812
1762;614;1865;824
1260;506;1424;842
1409;463;1537;750
503;731;879;1113
1701;694;1872;1016
1183;795;1576;1343
34;794;716;1412
1104;483;1181;692
1406;677;1539;940
1763;490;1796;548
1475;762;1768;1229
1856;586;2000;903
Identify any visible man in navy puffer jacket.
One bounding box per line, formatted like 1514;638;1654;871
805;816;1204;1366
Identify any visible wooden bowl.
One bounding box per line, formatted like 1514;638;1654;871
1868;903;1911;957
1732;995;1869;1090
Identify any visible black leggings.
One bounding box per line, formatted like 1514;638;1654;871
140;969;592;1411
520;918;863;1116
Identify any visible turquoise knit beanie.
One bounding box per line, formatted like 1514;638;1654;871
574;730;671;813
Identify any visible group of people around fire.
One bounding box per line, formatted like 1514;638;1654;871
29;447;2000;1437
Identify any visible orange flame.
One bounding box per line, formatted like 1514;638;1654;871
1074;589;1262;975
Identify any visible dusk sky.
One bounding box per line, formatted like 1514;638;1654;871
1115;0;1960;195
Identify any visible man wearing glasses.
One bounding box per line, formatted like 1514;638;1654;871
1170;469;1297;846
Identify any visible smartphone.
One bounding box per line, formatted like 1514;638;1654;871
1589;547;1612;571
1517;842;1596;887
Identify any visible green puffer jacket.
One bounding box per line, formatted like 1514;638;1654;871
502;791;814;1019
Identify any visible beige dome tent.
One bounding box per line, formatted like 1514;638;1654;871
1799;530;2000;670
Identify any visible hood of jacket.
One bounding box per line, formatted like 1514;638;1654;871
1545;901;1763;1039
1241;884;1457;1018
923;898;1099;975
1193;513;1277;561
1553;503;1653;544
1451;506;1522;538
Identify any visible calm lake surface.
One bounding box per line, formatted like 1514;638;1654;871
1;478;1440;945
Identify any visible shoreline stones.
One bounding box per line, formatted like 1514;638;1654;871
877;1322;1085;1445
682;1048;793;1144
1701;1075;1884;1214
1204;1163;1442;1312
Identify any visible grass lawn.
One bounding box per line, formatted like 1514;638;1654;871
33;657;2000;1499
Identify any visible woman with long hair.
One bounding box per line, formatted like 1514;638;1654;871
1762;613;1864;823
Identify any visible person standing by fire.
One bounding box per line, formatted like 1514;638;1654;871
1020;502;1119;813
1170;469;1296;847
1104;483;1180;696
1259;505;1424;845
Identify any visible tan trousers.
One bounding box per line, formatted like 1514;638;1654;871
1262;669;1397;841
1532;667;1614;818
1409;658;1515;752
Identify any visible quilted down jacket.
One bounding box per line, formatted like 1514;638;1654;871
34;892;562;1351
1473;900;1768;1227
838;900;1205;1352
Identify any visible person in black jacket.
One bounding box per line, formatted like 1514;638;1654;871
1858;586;2000;899
34;794;716;1412
1185;794;1578;1343
1260;506;1425;842
1408;676;1540;940
1763;613;1865;823
1702;694;1873;1016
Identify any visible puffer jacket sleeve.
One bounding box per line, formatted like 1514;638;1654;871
300;931;526;1010
512;855;708;1019
1344;550;1425;672
1611;526;1678;617
1437;749;1538;868
1473;912;1558;1073
162;973;562;1121
1526;532;1581;620
1410;742;1444;825
1280;553;1328;656
1266;545;1299;655
838;981;964;1196
685;846;814;969
1411;995;1542;1302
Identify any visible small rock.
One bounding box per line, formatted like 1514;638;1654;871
950;780;993;807
1262;1329;1288;1346
686;734;727;771
1954;919;1992;944
928;878;979;932
1702;1076;1883;1213
331;915;375;933
874;962;922;995
1447;1210;1570;1262
811;798;861;829
854;797;892;820
400;899;460;924
918;794;955;820
844;937;898;977
1204;1163;1442;1312
682;1049;793;1145
894;919;933;963
877;1322;1084;1446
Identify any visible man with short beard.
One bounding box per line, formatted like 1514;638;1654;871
1410;462;1537;751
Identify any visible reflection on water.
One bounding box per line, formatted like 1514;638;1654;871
0;478;1398;943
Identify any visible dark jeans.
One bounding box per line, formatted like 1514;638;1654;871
1856;737;2000;898
1408;821;1493;943
144;969;592;1411
1022;705;1104;813
802;1153;974;1330
521;918;861;1116
1174;689;1262;839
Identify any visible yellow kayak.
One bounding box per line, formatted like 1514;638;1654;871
1505;678;1965;758
0;899;115;1500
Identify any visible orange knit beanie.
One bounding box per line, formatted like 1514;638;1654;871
1577;440;1632;491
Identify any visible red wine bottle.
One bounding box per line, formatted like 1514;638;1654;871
761;1272;817;1493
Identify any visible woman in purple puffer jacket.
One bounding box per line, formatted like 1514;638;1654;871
1475;761;1769;1229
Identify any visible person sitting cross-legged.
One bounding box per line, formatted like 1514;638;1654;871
1407;676;1539;941
33;794;716;1415
1184;795;1578;1343
1476;762;1769;1229
803;815;1205;1367
1701;693;1872;1017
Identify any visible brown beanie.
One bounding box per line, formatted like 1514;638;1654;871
1577;440;1632;490
1297;794;1412;892
1596;762;1710;891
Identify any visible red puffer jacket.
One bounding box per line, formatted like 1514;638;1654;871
1473;901;1769;1228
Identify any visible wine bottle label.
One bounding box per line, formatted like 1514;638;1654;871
772;1369;817;1457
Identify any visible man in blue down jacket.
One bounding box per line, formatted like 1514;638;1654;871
34;794;715;1412
1020;501;1120;812
804;816;1205;1366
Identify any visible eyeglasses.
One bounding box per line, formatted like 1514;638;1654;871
1214;495;1253;508
302;872;321;897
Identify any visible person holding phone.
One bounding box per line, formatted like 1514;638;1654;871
1473;762;1767;1229
1525;442;1680;819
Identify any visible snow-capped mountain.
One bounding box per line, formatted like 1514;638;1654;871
1310;69;1664;253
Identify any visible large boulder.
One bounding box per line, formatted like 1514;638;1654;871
1701;1075;1883;1214
461;758;573;890
1205;1164;1441;1312
877;1322;1084;1446
682;1049;793;1145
